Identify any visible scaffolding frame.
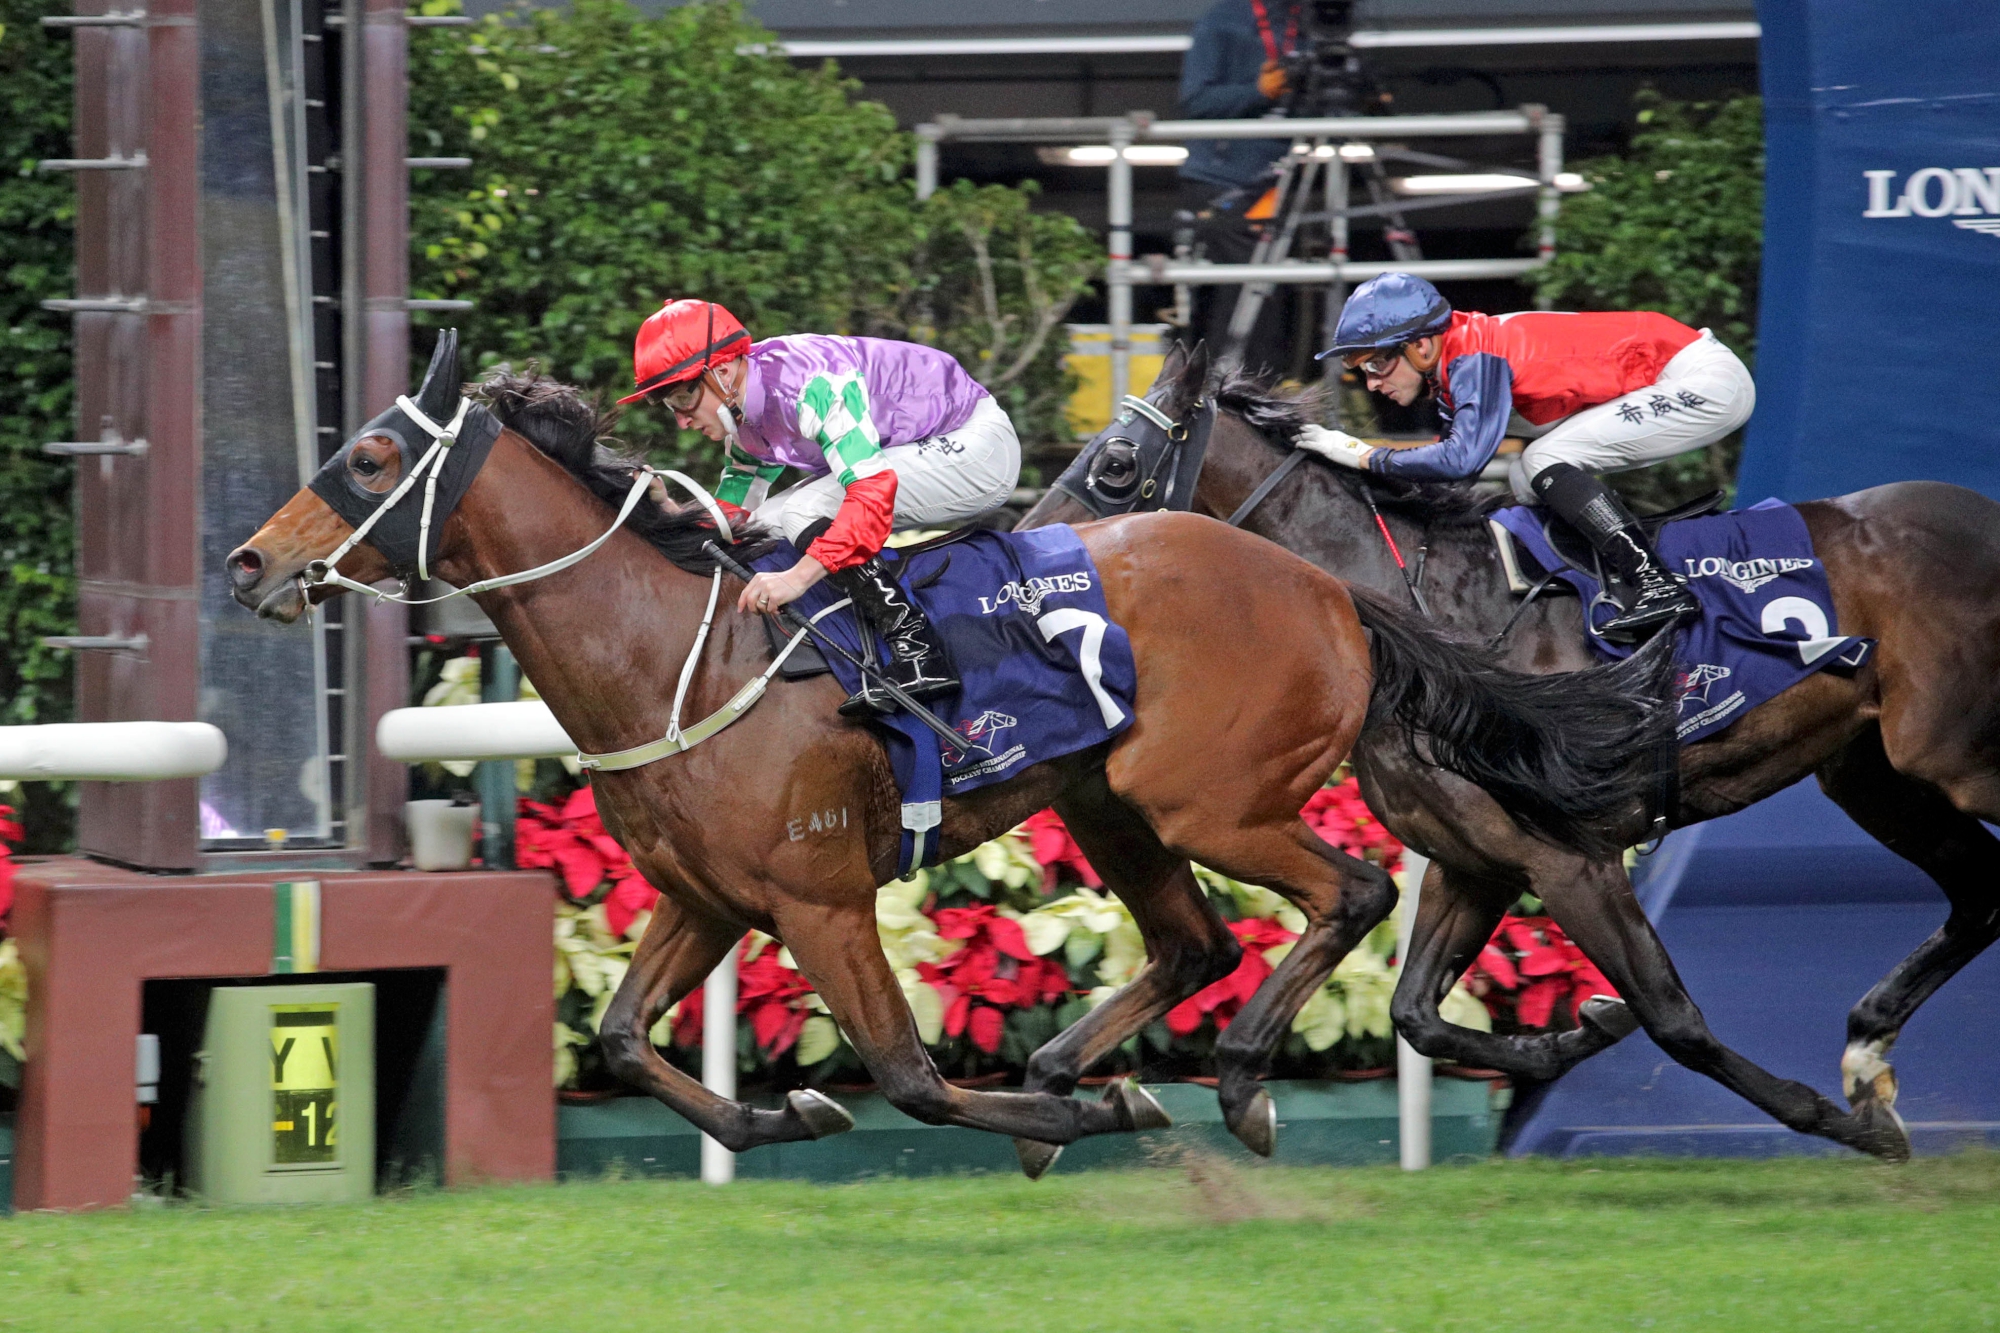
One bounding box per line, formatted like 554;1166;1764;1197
915;108;1566;403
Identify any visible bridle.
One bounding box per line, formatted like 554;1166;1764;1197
302;392;729;608
300;390;810;772
1054;391;1307;531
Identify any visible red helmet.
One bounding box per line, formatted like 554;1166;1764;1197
618;298;751;405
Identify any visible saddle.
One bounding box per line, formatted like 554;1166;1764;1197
1489;488;1726;594
759;525;985;679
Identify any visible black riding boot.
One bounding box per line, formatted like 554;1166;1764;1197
828;555;960;718
1531;462;1699;644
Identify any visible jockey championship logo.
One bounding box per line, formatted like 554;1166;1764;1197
977;571;1092;616
1681;554;1815;595
1675;662;1746;739
942;709;1017;768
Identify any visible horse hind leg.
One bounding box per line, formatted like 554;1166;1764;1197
773;899;1164;1161
599;897;853;1151
1819;725;2000;1137
1011;779;1241;1176
1390;856;1640;1081
1194;819;1398;1156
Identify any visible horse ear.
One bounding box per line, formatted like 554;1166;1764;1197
1156;340;1188;388
414;328;461;422
1178;339;1211;402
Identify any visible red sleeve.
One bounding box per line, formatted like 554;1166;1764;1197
804;470;898;572
716;499;750;527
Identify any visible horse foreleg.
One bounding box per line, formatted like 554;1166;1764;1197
1537;861;1913;1162
774;900;1164;1173
1391;856;1639;1078
1202;825;1398;1156
599;896;852;1152
1818;726;2000;1128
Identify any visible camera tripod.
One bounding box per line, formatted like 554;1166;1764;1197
1212;135;1425;374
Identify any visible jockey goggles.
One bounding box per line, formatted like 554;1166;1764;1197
1346;347;1408;377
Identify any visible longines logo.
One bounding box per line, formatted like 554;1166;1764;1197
1863;168;2000;238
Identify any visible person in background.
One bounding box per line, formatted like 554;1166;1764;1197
621;299;1022;715
1299;272;1756;642
1174;0;1305;373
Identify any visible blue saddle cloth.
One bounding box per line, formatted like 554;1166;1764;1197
751;525;1136;873
1491;499;1874;744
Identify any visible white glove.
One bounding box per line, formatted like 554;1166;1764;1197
1295;424;1378;472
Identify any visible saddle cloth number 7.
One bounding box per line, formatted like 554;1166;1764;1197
1036;608;1127;728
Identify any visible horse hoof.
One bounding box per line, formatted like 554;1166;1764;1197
1014;1138;1064;1180
787;1089;856;1139
1225;1088;1278;1158
1578;995;1640;1042
1851;1095;1912;1164
1105;1078;1173;1133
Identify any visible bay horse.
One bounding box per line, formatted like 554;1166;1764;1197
1022;342;2000;1161
226;333;1673;1172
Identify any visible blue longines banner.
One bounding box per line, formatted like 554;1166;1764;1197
1739;0;2000;502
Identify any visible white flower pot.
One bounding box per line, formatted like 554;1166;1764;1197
405;799;480;871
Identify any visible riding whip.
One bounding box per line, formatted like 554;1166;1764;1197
1357;484;1432;617
701;541;967;752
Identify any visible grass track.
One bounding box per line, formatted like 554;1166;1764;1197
4;1153;1999;1331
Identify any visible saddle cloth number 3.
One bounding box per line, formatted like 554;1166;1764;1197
1036;609;1126;728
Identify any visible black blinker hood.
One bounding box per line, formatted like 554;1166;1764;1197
1052;395;1215;519
307;329;501;579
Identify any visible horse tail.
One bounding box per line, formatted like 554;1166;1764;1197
1349;588;1678;859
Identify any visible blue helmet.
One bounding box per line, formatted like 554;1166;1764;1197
1318;272;1453;361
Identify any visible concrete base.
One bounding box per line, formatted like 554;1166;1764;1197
10;857;556;1210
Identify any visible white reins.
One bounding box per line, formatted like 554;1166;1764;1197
305;395;810;770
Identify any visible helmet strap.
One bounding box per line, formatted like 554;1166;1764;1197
1402;336;1443;375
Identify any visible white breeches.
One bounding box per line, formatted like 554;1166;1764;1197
1507;330;1756;503
754;396;1022;544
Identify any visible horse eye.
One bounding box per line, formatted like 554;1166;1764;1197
352;456;380;477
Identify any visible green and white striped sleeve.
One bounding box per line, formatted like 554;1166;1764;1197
714;438;787;510
795;372;887;486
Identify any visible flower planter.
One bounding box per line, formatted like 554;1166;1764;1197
555;1077;1506;1183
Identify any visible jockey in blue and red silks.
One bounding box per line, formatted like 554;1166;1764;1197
621;299;1019;716
1299;272;1757;642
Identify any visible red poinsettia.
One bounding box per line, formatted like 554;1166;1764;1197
516;788;659;935
1165;917;1298;1037
1300;781;1404;871
1020;808;1101;892
0;803;21;931
919;904;1073;1053
671;938;820;1057
1021;777;1400;893
1466;915;1618;1028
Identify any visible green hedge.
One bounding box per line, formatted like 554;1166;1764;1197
0;2;79;850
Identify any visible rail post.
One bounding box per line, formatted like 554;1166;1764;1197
701;948;739;1184
1106;117;1135;406
1533;105;1564;311
1396;852;1433;1170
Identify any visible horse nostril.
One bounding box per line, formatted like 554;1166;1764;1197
227;546;266;591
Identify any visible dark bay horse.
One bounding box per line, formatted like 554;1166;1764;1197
1023;343;2000;1161
225;336;1674;1172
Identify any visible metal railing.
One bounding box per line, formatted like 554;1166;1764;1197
915;108;1565;403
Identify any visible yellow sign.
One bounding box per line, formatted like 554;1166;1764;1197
271;1004;339;1167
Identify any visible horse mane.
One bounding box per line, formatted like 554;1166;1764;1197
471;367;781;573
1209;368;1492;529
